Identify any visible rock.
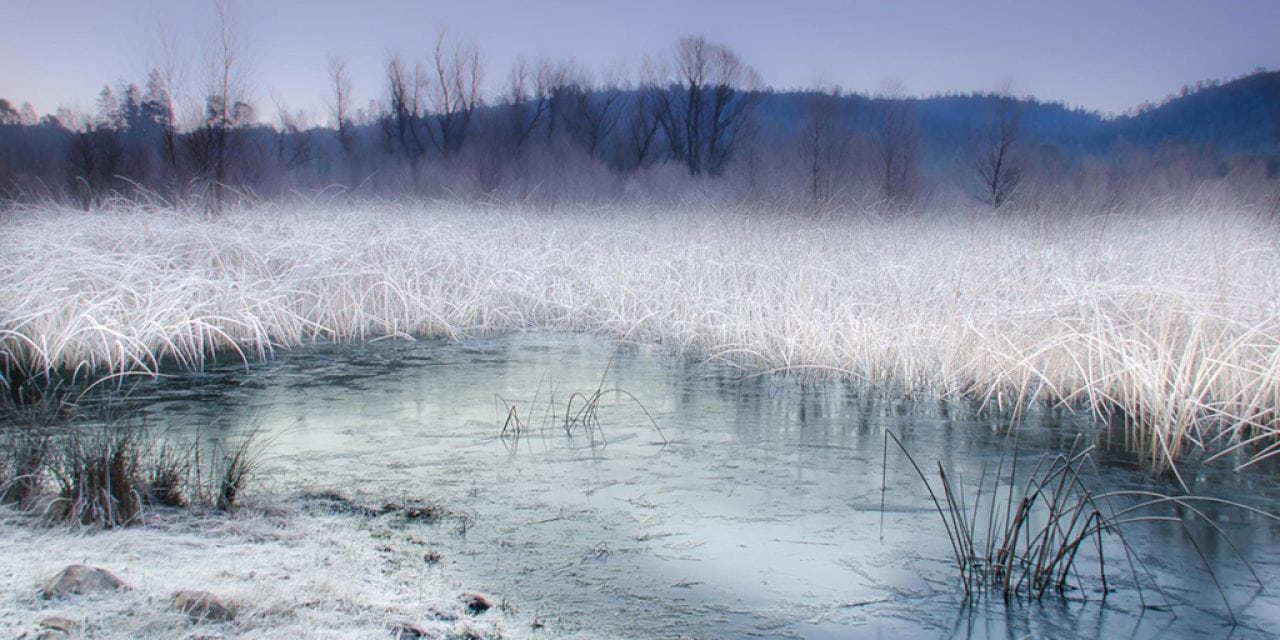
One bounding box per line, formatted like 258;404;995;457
380;502;446;522
20;630;69;640
387;621;430;639
401;505;443;521
298;490;380;517
42;564;128;598
423;551;443;565
424;606;457;622
173;590;234;622
16;617;76;640
458;592;492;615
36;616;77;632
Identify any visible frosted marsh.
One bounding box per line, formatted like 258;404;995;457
2;203;1277;469
10;333;1273;639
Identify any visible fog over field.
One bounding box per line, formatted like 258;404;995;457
2;2;1279;639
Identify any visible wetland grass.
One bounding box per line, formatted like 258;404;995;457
0;390;267;527
881;429;1280;619
498;357;667;447
1;202;1278;470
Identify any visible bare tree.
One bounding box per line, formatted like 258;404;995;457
426;29;483;156
871;80;920;207
975;90;1022;208
799;85;850;208
502;56;537;147
327;55;353;153
143;68;177;178
705;43;760;175
385;53;426;171
275;106;312;171
141;27;186;192
571;65;625;159
506;57;567;146
544;59;582;143
209;0;237;203
617;56;670;171
663;35;759;176
189;0;250;211
665;36;707;174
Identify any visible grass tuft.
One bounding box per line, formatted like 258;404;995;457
881;429;1280;618
50;426;144;527
498;357;666;447
0;430;51;507
0;390;268;526
205;430;263;512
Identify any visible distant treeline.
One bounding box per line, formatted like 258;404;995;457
0;33;1277;212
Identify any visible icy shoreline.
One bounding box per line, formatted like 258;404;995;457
0;496;536;640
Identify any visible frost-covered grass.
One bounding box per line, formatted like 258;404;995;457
0;503;525;639
2;202;1279;470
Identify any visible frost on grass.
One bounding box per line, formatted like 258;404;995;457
1;203;1279;468
0;503;519;639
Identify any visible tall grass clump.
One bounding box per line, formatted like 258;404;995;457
0;430;51;507
8;426;264;527
0;384;77;507
498;358;667;447
191;428;265;512
1;200;1278;469
0;388;265;526
881;431;1280;617
50;426;145;526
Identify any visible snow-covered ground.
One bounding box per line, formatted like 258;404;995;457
0;497;535;639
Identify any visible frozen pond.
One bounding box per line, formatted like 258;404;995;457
120;333;1280;639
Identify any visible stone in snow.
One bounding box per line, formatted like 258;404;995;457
42;565;128;598
459;592;492;615
173;590;235;622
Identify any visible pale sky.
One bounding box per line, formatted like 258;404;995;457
1;0;1276;124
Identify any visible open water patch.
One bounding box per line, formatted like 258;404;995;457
116;333;1280;639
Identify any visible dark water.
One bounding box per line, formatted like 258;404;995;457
116;334;1280;639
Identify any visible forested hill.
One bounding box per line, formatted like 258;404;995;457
754;69;1280;158
1107;70;1280;155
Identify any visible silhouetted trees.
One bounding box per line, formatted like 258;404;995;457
0;36;1276;212
182;0;252;210
0;100;20;126
426;30;483;157
662;36;761;176
385;53;427;174
143;69;178;179
871;81;921;206
327;56;353;152
975;91;1022;207
617;58;671;172
799;87;853;208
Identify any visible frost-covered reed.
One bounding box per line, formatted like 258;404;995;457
2;202;1278;468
